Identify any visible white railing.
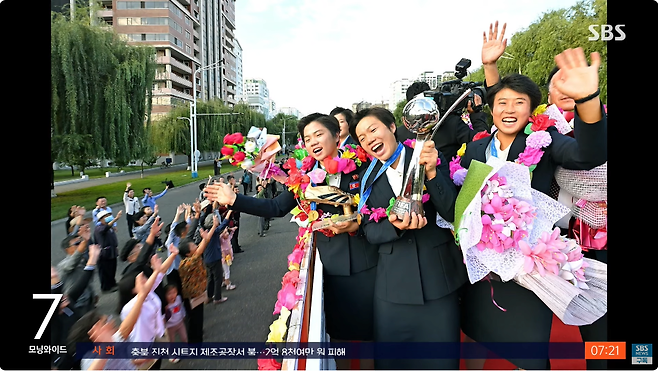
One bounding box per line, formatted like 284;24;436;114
281;236;331;370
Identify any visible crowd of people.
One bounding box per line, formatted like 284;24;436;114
52;20;607;371
53;169;277;369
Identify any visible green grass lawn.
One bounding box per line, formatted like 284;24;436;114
51;164;241;221
54;165;162;182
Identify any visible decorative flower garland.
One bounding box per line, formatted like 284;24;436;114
258;142;371;369
449;106;556;186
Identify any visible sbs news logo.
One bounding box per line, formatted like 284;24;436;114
588;25;626;41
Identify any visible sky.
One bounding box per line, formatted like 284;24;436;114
234;0;584;117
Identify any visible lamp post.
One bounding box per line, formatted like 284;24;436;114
177;117;193;172
191;60;223;178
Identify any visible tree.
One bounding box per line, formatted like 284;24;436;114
149;100;270;161
51;5;155;193
493;0;606;103
393;100;407;127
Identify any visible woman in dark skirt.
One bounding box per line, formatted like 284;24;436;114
348;107;468;370
204;114;378;368
458;23;607;370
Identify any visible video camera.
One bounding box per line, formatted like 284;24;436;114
423;58;486;116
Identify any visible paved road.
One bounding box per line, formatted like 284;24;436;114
51;167;300;370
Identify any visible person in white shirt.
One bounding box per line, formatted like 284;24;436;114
119;246;179;370
123;183;142;238
82;267;163;370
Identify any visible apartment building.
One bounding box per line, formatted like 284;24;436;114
389;78;412;111
94;0;238;118
244;78;270;118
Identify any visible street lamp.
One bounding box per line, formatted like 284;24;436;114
177;117;193;173
191;60;223;178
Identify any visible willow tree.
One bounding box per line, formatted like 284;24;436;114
150;100;268;166
51;7;155;190
495;0;607;103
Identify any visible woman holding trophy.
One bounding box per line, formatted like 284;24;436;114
454;21;607;370
204;113;378;370
348;107;468;370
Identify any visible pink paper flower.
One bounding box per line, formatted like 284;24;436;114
281;270;301;288
516;147;544;167
403;139;416;148
360;205;371;215
449;156;463;178
306;168;327;185
525;130;552;149
287;248;304;267
338;157;357;174
422;193;430;203
518;228;565;277
369;208;388;222
273;283;301;315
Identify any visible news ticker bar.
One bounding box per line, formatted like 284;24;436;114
70;342;636;360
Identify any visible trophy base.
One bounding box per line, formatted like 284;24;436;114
390;197;424;218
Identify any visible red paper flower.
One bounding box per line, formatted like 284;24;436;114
301;156;316;172
221;146;234;156
473;130;491;141
322;157;339;174
233;151;246;163
223;133;244;145
356;145;371;162
529;114;556;132
258;358;282;370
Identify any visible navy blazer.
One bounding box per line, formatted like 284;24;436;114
230;162;379;277
460;103;607;195
359;145;468;305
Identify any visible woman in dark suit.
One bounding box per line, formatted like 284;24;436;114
348;107;468;370
458;29;607;369
204;114;378;369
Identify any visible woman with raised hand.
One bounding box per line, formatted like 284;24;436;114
204;113;378;370
456;21;607;370
348;107;468;370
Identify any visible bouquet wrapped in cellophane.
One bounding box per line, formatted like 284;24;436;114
220;127;287;183
449;157;607;326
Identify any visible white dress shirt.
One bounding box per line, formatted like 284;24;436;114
120;272;165;343
485;133;511;162
382;146;406;197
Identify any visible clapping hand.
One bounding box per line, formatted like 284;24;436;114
482;21;507;65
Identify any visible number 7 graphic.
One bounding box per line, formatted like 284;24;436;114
33;294;63;340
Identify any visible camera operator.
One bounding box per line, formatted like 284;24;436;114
396;80;490;161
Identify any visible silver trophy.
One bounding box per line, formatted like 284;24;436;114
391;90;472;217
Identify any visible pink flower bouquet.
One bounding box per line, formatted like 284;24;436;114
453;156;607;326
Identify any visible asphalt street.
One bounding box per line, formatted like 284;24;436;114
50;168;301;370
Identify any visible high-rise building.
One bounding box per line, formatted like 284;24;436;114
389;78;412;111
198;0;237;106
279;107;301;119
234;38;244;102
417;71;440;89
244;78;270;118
95;0;238;118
